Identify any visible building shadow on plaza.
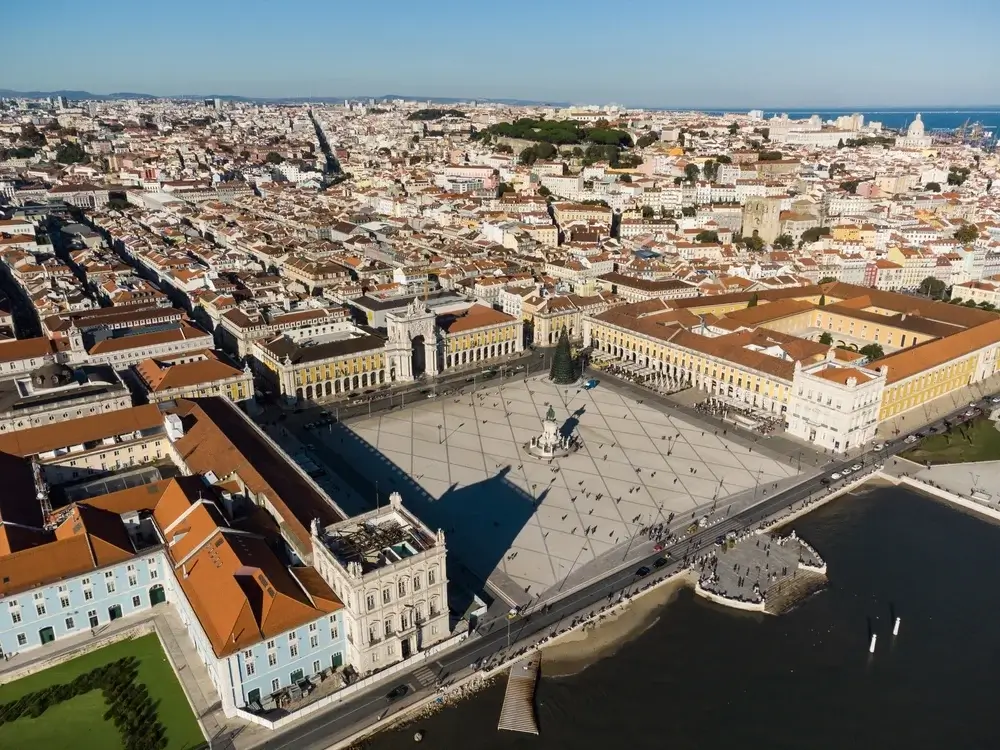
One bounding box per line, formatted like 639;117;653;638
314;422;544;617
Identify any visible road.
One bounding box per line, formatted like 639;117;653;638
250;384;997;750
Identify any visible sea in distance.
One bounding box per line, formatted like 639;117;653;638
363;486;1000;750
700;107;1000;133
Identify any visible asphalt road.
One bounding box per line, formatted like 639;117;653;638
251;385;997;750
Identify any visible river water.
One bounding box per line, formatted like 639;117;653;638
362;486;1000;750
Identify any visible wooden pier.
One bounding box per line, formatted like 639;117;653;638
497;653;540;735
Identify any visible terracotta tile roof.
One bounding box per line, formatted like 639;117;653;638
0;404;164;458
0;336;56;364
169;398;345;552
437;304;516;334
814;366;875;385
88;322;210;354
55;504;135;567
0;535;95;597
134;351;244;393
873;317;1000;384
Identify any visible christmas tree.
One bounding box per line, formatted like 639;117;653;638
549;328;577;384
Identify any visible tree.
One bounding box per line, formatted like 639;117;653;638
519;147;537;166
918;276;947;299
659;206;669;218
702;159;716;182
549;328;577;384
673;176;683;186
819;294;827;306
619;174;632;183
747;293;759;308
818;276;837;284
641;206;655;219
925;181;941;192
801;227;831;244
773;233;794;249
728;122;739;135
636;132;659;148
744;234;765;252
55;142;87;164
837;138;845;149
819;332;833;345
947;166;970;186
495;143;513;155
694;230;719;244
265;151;284;164
954;224;979;244
498;182;514;195
839;180;860;194
684;163;700;183
572;146;584;157
859;343;884;361
537;185;551;197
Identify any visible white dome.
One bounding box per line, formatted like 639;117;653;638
907;114;925;136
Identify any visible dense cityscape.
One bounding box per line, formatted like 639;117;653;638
0;88;999;750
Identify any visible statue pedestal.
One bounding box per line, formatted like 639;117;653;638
525;407;572;459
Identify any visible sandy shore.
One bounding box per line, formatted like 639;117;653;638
541;571;695;677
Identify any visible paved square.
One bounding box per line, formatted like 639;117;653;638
321;377;801;601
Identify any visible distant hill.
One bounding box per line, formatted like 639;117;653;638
0;88;569;107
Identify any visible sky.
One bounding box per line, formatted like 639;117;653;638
3;0;999;107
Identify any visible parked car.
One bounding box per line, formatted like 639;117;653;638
873;442;885;451
386;685;409;702
992;396;1000;404
635;566;651;577
653;557;668;569
904;435;918;444
841;468;853;476
583;379;599;390
851;463;863;471
830;472;842;480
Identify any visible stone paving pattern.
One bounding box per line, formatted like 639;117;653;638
699;533;819;604
326;377;801;600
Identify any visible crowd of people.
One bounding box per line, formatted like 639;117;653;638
694;397;784;435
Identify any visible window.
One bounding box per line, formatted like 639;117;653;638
127;564;138;587
8;600;21;624
368;623;379;643
34;592;46;617
401;611;410;630
308;623;317;633
372;651;380;664
17;633;27;647
330;625;339;640
288;632;297;643
384;619;393;637
266;639;275;650
382;588;391;605
397;579;406;597
271;678;280;693
289;642;298;658
105;570;116;594
366;593;376;611
132;595;141;608
309;635;318;649
268;652;277;667
412;574;422;592
312;660;321;675
427;568;437;586
244;650;256;676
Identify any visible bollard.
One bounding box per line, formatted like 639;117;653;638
869;633;877;653
892;617;900;636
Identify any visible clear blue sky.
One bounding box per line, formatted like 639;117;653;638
4;0;998;107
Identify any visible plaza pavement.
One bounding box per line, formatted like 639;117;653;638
318;376;803;606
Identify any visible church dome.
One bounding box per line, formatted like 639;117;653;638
907;113;925;136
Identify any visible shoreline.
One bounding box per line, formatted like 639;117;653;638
336;471;887;749
540;571;695;677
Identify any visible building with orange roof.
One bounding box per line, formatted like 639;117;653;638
583;282;1000;451
133;350;253;404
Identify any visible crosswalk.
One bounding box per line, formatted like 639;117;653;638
413;665;437;687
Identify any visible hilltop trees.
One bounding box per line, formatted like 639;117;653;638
918;276;947;299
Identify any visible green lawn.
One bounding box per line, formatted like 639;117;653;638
0;633;205;750
901;417;1000;465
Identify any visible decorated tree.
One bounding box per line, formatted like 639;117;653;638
549;328;577;384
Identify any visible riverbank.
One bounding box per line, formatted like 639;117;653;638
542;572;694;677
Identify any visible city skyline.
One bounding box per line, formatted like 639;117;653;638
4;0;999;108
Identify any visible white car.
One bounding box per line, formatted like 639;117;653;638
992;397;1000;404
841;468;853;476
904;435;918;444
873;443;885;451
851;463;863;472
830;472;842;480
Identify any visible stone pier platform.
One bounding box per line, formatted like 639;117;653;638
695;531;827;614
